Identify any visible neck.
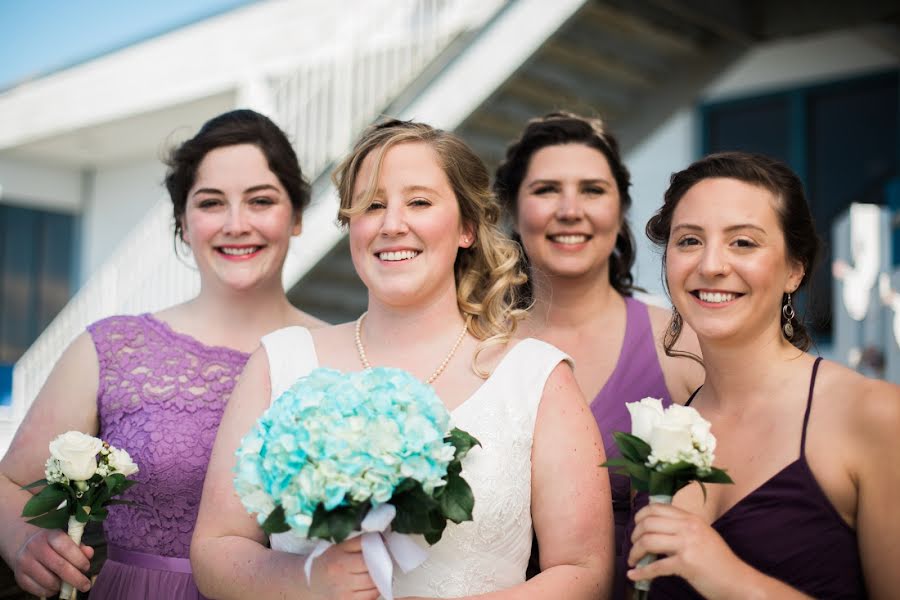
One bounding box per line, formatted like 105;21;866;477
362;286;465;348
696;327;808;411
189;277;295;343
527;269;621;331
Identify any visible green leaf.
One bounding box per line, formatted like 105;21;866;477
87;508;108;522
600;457;631;469
439;472;475;524
26;507;69;529
261;505;290;535
391;480;445;542
446;428;480;461
20;478;49;491
655;461;695;476
21;484;68;517
75;505;91;523
612;432;651;464
699;468;734;485
648;470;674;496
307;503;366;543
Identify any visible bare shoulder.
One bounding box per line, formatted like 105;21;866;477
815;360;900;444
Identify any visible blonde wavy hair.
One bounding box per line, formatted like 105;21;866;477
333;119;527;377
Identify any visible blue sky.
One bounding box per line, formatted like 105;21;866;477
0;0;257;90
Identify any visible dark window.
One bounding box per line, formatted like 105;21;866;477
702;70;900;341
0;204;76;364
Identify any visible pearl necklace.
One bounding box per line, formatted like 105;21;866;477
354;311;471;384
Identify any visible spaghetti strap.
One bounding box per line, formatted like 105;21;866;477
685;385;702;407
799;357;824;456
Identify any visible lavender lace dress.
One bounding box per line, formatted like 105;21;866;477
86;314;249;600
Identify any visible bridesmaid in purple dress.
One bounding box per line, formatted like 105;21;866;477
494;112;705;594
627;152;900;598
0;109;324;599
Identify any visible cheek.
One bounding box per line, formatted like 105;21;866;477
516;199;551;239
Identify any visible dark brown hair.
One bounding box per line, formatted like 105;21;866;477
646;151;821;353
165;109;311;244
493;111;636;301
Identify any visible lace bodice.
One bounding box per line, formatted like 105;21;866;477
261;327;569;597
89;314;249;558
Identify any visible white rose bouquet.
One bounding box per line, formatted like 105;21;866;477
602;398;732;599
234;367;479;600
21;431;139;599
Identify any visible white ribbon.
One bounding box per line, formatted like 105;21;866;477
59;514;87;600
303;503;428;600
634;494;673;593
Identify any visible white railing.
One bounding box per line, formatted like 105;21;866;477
4;0;507;451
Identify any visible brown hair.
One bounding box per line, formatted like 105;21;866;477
646;151;821;354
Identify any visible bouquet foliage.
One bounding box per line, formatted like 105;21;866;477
21;431;139;599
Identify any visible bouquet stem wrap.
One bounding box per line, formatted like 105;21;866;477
303;504;427;600
633;495;671;600
59;509;89;600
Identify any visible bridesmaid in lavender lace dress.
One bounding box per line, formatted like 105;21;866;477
493;112;705;595
0;109;324;599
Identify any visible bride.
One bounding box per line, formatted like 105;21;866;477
191;120;613;599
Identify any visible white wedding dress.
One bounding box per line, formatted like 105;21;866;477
260;326;570;598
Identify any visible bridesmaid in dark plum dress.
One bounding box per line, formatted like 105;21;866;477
0;110;325;599
627;152;900;598
494;112;705;595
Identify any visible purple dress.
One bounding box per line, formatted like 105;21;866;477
86;314;249;600
591;297;672;597
629;358;866;598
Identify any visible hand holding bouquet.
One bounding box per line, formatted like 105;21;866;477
602;398;732;598
234;367;479;600
21;431;139;599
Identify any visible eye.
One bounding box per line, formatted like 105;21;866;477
583;185;606;196
196;198;222;209
250;196;275;206
675;235;701;247
409;197;432;207
532;184;558;195
366;200;386;211
733;238;758;248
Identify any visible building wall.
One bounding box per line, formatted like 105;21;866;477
80;159;167;285
627;29;898;297
0;157;82;212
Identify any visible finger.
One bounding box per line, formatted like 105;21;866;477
349;572;377;591
80;544;95;560
627;532;680;567
48;533;92;573
17;553;62;593
634;502;690;523
344;553;370;574
631;515;684;540
627;554;682;582
39;548;92;592
338;537;364;553
17;572;57;598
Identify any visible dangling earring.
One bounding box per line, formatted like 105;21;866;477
782;293;795;339
669;307;682;335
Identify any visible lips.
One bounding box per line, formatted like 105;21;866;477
216;245;264;259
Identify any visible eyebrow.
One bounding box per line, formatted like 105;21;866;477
526;177;610;187
672;223;767;234
191;184;281;197
352;184;444;203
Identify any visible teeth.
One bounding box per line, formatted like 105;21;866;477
378;250;419;261
551;234;588;244
220;246;260;256
698;291;737;303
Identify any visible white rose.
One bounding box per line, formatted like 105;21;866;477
108;447;139;477
49;431;103;481
647;423;695;464
626;397;665;441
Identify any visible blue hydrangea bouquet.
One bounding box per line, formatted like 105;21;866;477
233;366;479;598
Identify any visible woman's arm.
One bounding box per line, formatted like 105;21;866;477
190;348;377;600
0;333;100;597
853;378;900;599
404;362;613;600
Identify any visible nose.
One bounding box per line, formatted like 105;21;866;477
555;186;583;221
698;243;730;278
379;202;409;237
223;203;250;236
